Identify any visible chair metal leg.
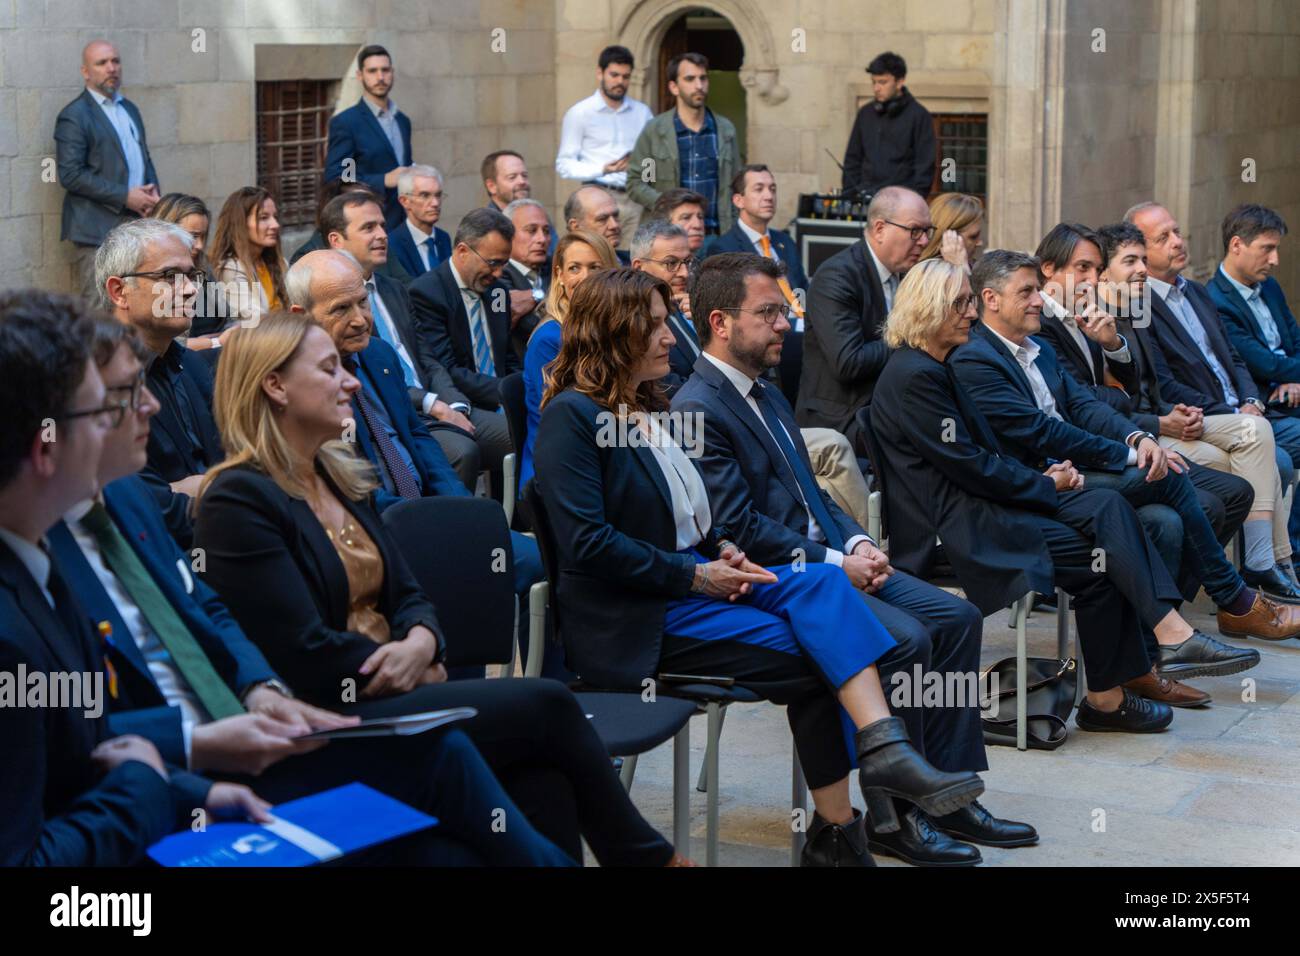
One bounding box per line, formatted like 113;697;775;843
672;724;690;856
618;753;638;792
790;748;807;867
1014;594;1029;751
524;581;547;679
696;704;727;792
502;453;517;527
1055;586;1071;660
867;490;882;543
705;702;722;867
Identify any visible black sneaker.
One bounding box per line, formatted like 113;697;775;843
1156;630;1261;679
1076;688;1172;733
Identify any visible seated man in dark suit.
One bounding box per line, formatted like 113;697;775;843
630;219;700;391
673;253;1035;866
409;208;520;497
871;259;1243;736
97;218;218;550
390;164;453;279
323;44;412;229
1127;200;1300;599
289;251;558;678
42;318;574;867
55;40;161;299
316;193;487;489
950;250;1284;664
501;197;552;360
796;186;931;447
705;164;809;401
0;289;243;866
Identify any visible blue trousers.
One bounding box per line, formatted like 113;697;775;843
662;562;896;789
1266;411;1300;551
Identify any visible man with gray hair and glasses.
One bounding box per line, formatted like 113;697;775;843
391;164;451;279
95;218;214;548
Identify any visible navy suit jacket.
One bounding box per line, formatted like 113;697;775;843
672;354;864;566
389;222;452;280
54;89;160;245
0;537;192;866
664;309;701;395
705;223;809;298
324;99;413;228
1208;269;1300;398
408;259;520;409
351;337;471;514
1034;309;1139;399
1149;277;1259;414
950;323;1137;473
46;476;279;767
533;390;729;689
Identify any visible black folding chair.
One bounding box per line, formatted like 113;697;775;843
526;482;811;866
854;405;1080;751
497;371;532;531
382;495;698;849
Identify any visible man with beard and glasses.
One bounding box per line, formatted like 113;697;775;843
556;45;653;246
324;45;413;229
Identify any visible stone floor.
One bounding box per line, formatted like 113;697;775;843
616;591;1300;867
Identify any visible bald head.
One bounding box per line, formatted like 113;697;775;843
1125;202;1187;281
81;41;121;98
865;186;931;273
287;251;372;355
565;185;621;247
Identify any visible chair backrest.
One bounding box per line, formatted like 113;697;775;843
524;482;563;634
381;496;515;667
853;404;890;541
498;371;528;455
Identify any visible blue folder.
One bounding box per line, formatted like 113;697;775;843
148;782;437;867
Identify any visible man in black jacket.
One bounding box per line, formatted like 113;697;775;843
841;52;935;196
796;185;931;444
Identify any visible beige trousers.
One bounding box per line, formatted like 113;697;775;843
613;189;642;250
802;427;873;532
1160;412;1292;560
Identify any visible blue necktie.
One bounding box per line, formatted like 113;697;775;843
749;382;844;551
367;282;420;389
469;297;496;377
422;237;437;270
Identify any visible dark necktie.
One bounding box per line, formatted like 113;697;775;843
79;503;245;720
748;383;845;551
353;382;423;499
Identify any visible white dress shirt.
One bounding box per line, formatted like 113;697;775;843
0;527;53;605
641;415;713;550
64;499;209;765
1220;265;1284;355
406;219;436;272
1040;294;1131;379
867;243;899;314
1148;274;1241;406
556;89;653;188
88;86;146;189
449;258;498;353
701;353;868;563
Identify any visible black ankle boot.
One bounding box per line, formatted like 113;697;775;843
855;716;984;832
801;809;875;867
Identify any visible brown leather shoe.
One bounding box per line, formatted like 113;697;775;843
1123;667;1210;708
1218;592;1300;641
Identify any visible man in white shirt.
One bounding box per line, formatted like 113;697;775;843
555;45;653;247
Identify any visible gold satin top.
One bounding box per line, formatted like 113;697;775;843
314;507;390;645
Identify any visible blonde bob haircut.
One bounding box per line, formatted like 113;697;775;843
198;310;378;504
920;192;984;261
883;258;969;350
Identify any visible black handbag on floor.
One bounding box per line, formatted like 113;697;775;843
979;656;1078;750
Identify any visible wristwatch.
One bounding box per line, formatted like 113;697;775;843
1130;431;1157;448
1246;398;1267;413
240;678;294;704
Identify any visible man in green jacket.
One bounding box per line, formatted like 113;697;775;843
628;52;742;236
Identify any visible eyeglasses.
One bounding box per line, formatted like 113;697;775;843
951;294;979;314
63;399;127;429
118;268;205;286
102;369;149;422
882;220;936;243
642;256;697;274
465;245;509;270
721;303;796;326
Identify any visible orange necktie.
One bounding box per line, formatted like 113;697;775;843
760;235;805;319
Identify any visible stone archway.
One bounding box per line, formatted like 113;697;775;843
616;0;789;112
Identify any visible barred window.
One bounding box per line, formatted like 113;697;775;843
930;113;988;204
256;80;336;228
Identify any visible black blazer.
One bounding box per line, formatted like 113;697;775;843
0;540;183;865
1149;277;1259;414
499;262;546;362
704;223;810;298
323;99;413;229
408;260;521;409
672;354;864;566
1208;270;1300;398
371;270;471;412
867;345;1061;614
533;390;728;689
1035;308;1139;396
949;324;1136;472
388;222;452;280
795;239;889;442
192;464;442;704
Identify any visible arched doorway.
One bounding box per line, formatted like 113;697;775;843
654;8;746;159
